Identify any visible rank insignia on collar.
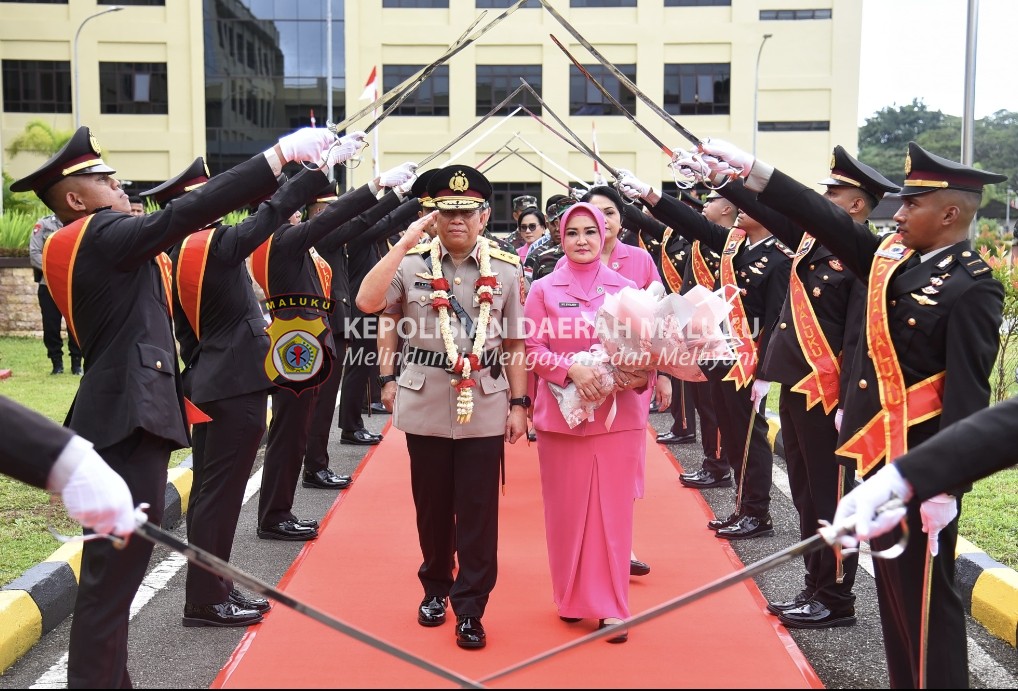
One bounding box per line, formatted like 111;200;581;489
936;255;954;270
922;286;939;295
830;259;843;271
911;292;938;306
812;286;822;297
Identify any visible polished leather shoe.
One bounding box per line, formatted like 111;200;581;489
182;601;263;628
340;429;382;446
778;600;856;629
455;616;486;649
302;468;352;489
257;520;318;541
295;517;319;529
362;402;390;414
598;618;629;644
679;468;733;489
629;559;651;577
229;588;271;613
656;431;696;445
418;596;447;627
766;589;814;616
707;511;741;531
715;514;774;540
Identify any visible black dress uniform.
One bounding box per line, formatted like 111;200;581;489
253;182;380;536
0;395;74;487
145;158;323;619
11;125;283;688
647;192;791;536
723;149;898;627
748;141;1006;688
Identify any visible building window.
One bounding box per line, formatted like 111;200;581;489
2;0;67;3
663;63;729;116
476;65;542;116
476;0;539;7
760;9;832;20
665;0;730;5
1;59;71;113
382;0;449;7
569;64;636;116
489;182;543;236
382;64;449;116
99;0;165;5
758;121;830;132
99;62;168;114
570;0;637;6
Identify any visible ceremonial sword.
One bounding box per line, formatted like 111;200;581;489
511;132;592;190
420;83;529;168
507;148;573;190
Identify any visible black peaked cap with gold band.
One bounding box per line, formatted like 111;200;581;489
140;157;210;208
819;145;900;200
900;141;1007;197
427;165;492;210
307;177;339;206
10;126;116;196
410;168;440;209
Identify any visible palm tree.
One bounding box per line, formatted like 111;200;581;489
6;119;73;159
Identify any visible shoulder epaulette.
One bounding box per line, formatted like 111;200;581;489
406;243;431;255
958;251;993;278
489;246;520;266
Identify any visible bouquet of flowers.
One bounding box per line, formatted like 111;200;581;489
545;347;620;429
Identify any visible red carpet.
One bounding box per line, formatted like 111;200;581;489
213;425;822;689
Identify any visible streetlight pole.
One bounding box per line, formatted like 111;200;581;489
73;6;124;129
752;33;773;157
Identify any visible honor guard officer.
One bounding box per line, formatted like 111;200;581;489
618;171;792;540
29;212;82;374
700;138;1006;688
357;164;529;651
10;123;338;688
145;156;334;627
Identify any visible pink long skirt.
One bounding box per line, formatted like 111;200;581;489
537;429;642;620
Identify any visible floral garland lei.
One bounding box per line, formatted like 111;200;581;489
427;235;495;423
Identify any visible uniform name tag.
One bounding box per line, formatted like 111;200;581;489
559;301;580;307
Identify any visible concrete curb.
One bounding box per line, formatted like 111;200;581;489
770;422;1018;648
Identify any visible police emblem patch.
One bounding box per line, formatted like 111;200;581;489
264;315;332;394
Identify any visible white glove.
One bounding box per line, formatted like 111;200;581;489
394;174;417;198
750;379;770;405
324;131;367;168
276;128;337;164
920;494;958;557
58;440;136;536
832;464;911;549
379;161;418;188
669;150;709;180
834;408;843;433
698;138;755;179
615;169;651;201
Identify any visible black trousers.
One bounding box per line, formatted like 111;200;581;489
872;496;967;688
304;334;347;475
689;379;721;460
778;386;857;609
38;284;81;362
258;385;318;526
405;433;502;619
337;326;377;433
186;390;268;604
67;430;168;689
704;364;772;518
667;376;696;436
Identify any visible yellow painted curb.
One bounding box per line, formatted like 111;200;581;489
971;567;1018;647
167;467;193;515
955;536;980;555
0;591;42;674
44;541;84;582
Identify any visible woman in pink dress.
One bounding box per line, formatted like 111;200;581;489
515;206;546;266
525;202;652;642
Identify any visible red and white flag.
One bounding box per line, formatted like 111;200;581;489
359;66;378;102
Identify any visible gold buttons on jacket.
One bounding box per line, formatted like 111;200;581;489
156;361;163;369
779;322;787;329
858;379;868;389
450;379;460;386
908;317;916;326
454;277;462;285
890;299;897;307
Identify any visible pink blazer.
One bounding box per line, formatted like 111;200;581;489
525;264;648;436
555;240;661;289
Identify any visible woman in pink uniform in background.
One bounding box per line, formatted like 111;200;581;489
525;202;653;642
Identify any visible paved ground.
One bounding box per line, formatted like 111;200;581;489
0;407;1015;689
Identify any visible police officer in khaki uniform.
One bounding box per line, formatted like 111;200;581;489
357;164;528;651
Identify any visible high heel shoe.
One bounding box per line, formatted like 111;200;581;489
598;618;629;643
559;615;582;623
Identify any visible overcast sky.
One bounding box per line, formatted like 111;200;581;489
857;0;1017;124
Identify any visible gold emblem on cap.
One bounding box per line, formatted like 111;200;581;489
449;171;469;193
904;152;912;175
89;132;102;156
829;153;835;170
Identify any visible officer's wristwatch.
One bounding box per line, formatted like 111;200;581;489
509;395;532;410
378;374;398;386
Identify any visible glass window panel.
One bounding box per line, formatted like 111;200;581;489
1;59;72;113
568;63;635;116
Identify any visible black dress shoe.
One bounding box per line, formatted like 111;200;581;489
778;600;856;629
257;520;318;541
559;615;582;623
418;596;447;627
362;402;390;414
527;430;537;442
656;432;697;445
182;601;263;628
229;588;271;613
715;514;774;540
50;361;64;375
295;517;319;529
455;616;486;649
340;429;383;446
648;401;660;414
679;468;733;489
302;468;352;489
598;618;629;644
629;559;651;577
766;588;814;615
707;511;741;531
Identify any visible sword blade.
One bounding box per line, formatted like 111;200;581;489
420;84;528;168
132;521;484;689
508;149;571;190
538;0;701;146
512;132;591;190
473;137;519;170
